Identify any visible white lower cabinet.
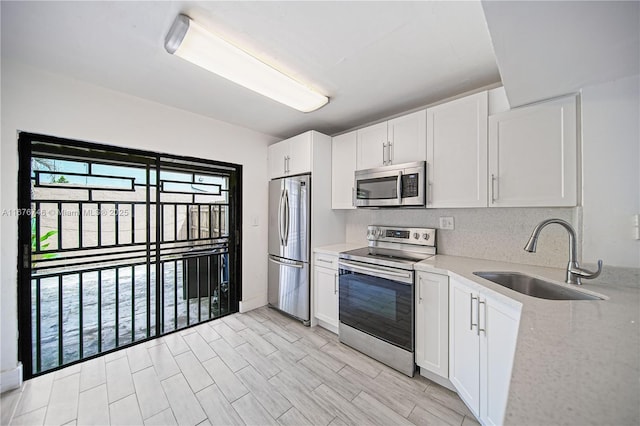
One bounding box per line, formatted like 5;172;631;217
449;277;521;425
313;253;339;333
415;271;449;379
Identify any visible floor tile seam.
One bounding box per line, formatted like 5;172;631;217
1;388;23;422
178;361;215;395
412;398;464;426
105;387;136;406
132;366;174;421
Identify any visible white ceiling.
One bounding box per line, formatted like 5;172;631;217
0;1;501;139
483;1;640;107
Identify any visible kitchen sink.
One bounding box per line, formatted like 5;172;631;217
472;271;603;300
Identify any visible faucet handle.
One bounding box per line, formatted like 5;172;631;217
569;260;603;280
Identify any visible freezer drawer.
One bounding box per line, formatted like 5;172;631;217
267;255;310;324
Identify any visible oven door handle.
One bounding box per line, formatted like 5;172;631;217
338;260;412;282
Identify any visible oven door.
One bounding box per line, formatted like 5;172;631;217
338;259;414;351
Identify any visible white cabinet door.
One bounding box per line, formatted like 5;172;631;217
415;271;449;379
287;132;312;176
488;95;577;207
480;294;521;426
268;141;289;180
356;121;388;170
449;278;481;417
332;132;357;209
388;109;427;165
313;263;339;333
427;92;488;208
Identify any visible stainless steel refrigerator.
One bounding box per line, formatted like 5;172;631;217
268;174;311;325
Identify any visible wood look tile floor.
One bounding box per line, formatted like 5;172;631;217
1;307;480;426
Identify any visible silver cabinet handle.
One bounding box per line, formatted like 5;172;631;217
283;156;287;174
388;141;393;165
478;299;486;335
418;275;423;304
491;174;497;204
334;273;338;295
351;187;356;206
396;171;403;203
427;181;432;206
470;294;478;331
316;258;333;264
382;142;387;165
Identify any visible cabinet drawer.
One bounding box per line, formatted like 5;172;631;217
314;253;339;270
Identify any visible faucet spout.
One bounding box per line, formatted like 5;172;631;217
524;218;602;285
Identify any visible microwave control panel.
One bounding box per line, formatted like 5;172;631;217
401;174;419;197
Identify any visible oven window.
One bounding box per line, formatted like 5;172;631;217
356;176;398;200
339;269;413;351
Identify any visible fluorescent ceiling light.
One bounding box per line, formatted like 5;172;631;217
165;14;329;113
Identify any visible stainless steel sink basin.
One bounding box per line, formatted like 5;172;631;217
473;271;603;300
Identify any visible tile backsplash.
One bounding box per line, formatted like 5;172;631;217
345;207;579;269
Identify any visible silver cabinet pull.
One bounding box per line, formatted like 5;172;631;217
470;294;478;330
334;273;338;295
316;258;333;264
351;187;356;206
382;142;387;165
418;276;423;304
388;141;393;165
427;181;432;205
491;174;497;204
478;299;486;335
283;156;287;174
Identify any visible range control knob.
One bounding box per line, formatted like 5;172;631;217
422;233;430;240
413;232;420;240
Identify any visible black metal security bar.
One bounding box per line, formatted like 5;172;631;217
18;133;242;378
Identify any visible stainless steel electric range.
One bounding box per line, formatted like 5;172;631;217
338;225;436;377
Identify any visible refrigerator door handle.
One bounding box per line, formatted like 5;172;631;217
269;255;303;269
278;189;286;246
284;189;290;246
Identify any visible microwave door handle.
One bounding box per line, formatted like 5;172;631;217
397;171;403;203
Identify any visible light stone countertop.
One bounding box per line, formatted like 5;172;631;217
415;255;640;426
313;243;364;256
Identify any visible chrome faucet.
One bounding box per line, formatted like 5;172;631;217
524;218;603;285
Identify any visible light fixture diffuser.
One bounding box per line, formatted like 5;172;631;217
165;14;329;113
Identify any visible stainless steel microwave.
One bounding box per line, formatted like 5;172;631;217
354;161;426;208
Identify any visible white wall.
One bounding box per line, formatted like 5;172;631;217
581;74;640;268
0;61;278;377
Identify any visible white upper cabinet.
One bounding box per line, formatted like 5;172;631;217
388;110;427;165
426;91;488;208
356;110;426;170
268;132;312;179
331;131;357;209
488;95;578;207
356;121;388;170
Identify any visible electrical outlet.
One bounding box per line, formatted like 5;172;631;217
439;216;454;230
